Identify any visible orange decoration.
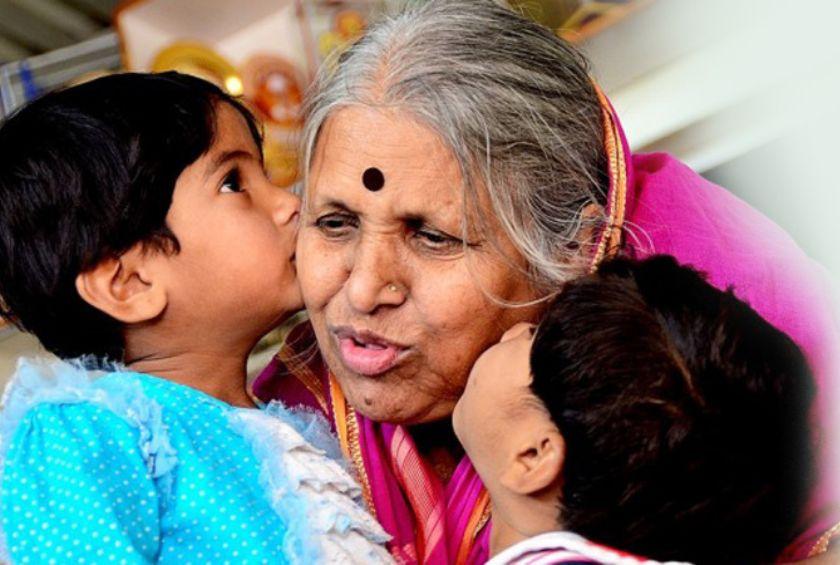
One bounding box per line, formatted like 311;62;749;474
242;55;304;129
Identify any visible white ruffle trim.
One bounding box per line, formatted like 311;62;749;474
231;405;394;564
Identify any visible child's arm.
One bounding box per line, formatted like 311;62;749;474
1;402;163;563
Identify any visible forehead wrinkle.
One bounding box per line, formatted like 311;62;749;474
391;189;463;230
313;159;466;231
319;106;456;179
332;146;448;185
387;158;466;225
310;106;470;229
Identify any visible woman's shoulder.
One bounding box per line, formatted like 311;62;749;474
630;152;810;266
0;357;178;480
628;152;837;366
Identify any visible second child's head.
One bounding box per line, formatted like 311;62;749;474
0;72;302;361
453;255;814;564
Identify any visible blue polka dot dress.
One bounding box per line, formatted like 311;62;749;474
0;358;392;564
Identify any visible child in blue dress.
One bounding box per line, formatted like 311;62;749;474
0;72;391;563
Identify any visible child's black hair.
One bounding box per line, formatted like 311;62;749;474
0;72;262;359
530;255;815;564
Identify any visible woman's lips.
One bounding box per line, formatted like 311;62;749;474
332;326;408;376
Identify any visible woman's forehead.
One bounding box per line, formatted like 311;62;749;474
315;105;449;162
308;106;467;214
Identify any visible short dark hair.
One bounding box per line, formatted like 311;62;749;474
0;72;261;359
530;255;815;564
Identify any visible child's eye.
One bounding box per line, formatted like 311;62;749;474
220;169;244;193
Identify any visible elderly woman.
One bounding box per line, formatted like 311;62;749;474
254;1;840;562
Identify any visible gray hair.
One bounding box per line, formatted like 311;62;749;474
302;0;607;298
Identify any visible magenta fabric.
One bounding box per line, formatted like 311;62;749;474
362;422;427;563
624;152;840;559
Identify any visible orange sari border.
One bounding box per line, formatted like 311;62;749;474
389;428;447;562
328;375;378;519
808;520;840;557
590;80;628;272
455;489;491;565
276;348;329;414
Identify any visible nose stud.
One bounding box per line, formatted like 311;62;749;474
387;283;399;293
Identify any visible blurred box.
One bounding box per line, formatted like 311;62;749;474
511;0;643;42
115;0;377;187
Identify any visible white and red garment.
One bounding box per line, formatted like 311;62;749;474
485;531;693;565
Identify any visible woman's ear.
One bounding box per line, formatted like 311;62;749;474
576;203;605;246
500;428;565;496
75;244;168;324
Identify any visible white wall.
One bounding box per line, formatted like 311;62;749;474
704;123;840;282
582;0;840;282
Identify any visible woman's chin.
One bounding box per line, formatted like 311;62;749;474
337;371;456;425
336;371;412;421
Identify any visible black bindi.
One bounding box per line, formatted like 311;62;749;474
362;167;385;192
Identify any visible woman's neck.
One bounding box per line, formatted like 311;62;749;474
410;418;465;483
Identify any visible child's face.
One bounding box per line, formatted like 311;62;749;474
158;102;302;337
453;323;557;494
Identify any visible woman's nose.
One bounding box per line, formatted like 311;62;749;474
345;238;406;314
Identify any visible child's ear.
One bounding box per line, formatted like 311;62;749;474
500;428;565;496
75;244;167;324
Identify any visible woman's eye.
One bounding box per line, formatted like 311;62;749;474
314;213;358;237
220;169;244;193
414;228;463;254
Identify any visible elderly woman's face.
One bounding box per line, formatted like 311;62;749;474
298;107;539;425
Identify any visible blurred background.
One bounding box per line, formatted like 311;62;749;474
1;0;838;384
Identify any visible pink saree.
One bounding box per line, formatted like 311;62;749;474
253;90;840;563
